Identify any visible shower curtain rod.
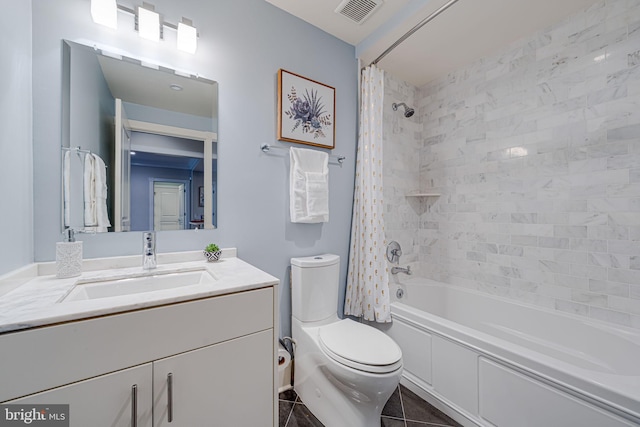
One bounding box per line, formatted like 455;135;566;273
370;0;461;66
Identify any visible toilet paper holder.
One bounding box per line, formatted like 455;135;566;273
279;338;293;366
278;337;295;392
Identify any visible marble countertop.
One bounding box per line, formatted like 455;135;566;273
0;249;278;334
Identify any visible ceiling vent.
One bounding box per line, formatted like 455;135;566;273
334;0;383;25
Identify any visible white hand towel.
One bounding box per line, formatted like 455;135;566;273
83;153;97;227
84;153;111;232
305;172;329;217
93;154;111;232
63;151;71;227
290;147;329;223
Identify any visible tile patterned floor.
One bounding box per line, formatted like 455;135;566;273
279;384;461;427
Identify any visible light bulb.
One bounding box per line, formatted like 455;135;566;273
91;0;118;29
138;6;160;42
177;22;198;54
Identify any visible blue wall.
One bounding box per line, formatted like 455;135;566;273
0;1;33;275
30;0;358;336
67;41;114;162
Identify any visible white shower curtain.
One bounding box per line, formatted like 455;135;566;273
344;65;391;323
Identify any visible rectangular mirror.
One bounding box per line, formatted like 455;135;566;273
61;40;218;233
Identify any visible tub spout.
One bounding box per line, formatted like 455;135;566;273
391;265;412;275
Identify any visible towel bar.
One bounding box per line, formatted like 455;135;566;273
62;146;92;155
61;146;107;168
260;144;345;165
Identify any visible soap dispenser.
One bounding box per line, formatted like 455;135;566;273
56;228;83;279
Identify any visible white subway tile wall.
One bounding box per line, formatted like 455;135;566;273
383;74;422;268
383;0;640;329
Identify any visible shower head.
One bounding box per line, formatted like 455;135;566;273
392;102;415;118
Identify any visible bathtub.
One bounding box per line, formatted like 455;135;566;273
381;277;640;427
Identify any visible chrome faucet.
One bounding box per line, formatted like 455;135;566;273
142;231;157;270
387;241;402;264
391;265;412;275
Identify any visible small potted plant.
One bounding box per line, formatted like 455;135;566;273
204;243;222;262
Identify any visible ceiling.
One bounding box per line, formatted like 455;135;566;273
97;53;217;118
266;0;602;87
131;151;204;172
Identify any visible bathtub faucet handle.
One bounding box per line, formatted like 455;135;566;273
387;241;403;264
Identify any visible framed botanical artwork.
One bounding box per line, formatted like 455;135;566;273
198;186;204;207
278;69;335;149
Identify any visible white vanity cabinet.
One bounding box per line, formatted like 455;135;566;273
0;286;277;426
9;364;154;427
153;330;273;426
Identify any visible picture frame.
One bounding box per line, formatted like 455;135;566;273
198;186;204;207
277;69;336;149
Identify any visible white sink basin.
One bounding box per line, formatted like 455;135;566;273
62;268;216;302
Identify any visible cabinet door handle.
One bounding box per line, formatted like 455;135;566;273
167;373;173;423
131;384;138;427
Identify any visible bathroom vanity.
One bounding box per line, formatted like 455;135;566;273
0;250;279;426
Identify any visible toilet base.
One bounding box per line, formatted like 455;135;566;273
292;320;402;427
295;363;398;427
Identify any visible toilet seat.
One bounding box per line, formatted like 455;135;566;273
318;319;402;374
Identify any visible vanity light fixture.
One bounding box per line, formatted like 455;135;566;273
91;0;118;29
177;18;198;54
137;3;160;42
90;2;199;53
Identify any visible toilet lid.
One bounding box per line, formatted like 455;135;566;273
318;319;402;374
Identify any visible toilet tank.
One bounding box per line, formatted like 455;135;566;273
291;254;340;322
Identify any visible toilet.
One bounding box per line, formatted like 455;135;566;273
291;254;403;427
